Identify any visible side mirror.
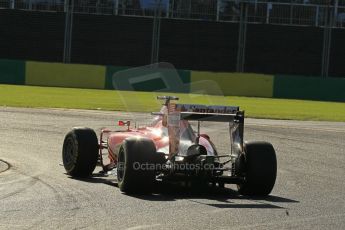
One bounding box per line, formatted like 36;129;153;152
118;120;130;130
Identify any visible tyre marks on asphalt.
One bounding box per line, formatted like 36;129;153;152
0;160;84;229
0;159;10;173
0;160;41;200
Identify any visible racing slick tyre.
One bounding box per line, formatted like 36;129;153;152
117;137;157;194
62;127;99;178
237;141;277;196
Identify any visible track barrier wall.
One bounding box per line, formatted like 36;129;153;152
191;71;274;98
273;75;345;102
0;59;344;102
25;61;106;89
0;59;25;85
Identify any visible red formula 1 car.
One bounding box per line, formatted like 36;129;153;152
62;96;277;195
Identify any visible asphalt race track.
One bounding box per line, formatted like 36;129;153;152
0;107;344;230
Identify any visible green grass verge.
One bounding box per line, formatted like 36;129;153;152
0;84;344;121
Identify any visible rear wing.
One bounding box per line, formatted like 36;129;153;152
180;112;241;122
174;104;239;114
169;104;242;122
166;103;244;158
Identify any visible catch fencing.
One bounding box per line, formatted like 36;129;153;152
1;0;345;77
1;0;345;28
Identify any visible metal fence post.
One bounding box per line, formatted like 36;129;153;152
290;4;293;25
64;0;68;12
188;0;192;18
166;0;170;18
29;0;32;10
321;1;334;78
114;0;119;15
121;0;125;15
236;1;248;73
266;2;271;24
315;5;319;27
151;0;162;64
334;0;339;23
63;0;74;63
9;0;14;9
171;0;175;17
216;0;220;21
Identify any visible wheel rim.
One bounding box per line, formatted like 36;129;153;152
117;148;125;182
63;137;77;169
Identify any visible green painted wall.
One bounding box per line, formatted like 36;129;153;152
191;71;274;97
0;59;25;85
26;61;106;89
1;59;344;102
105;66;129;89
106;65;191;93
273;75;345;102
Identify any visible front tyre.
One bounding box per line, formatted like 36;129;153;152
117;137;157;194
62;127;99;177
237;141;277;196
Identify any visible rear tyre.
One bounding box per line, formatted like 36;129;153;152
237;141;277;196
62;127;99;177
117;137;157;193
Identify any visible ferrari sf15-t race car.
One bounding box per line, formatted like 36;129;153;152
62;96;277;195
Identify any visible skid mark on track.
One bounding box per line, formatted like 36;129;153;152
0;168;40;200
0;159;11;173
0;159;82;229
